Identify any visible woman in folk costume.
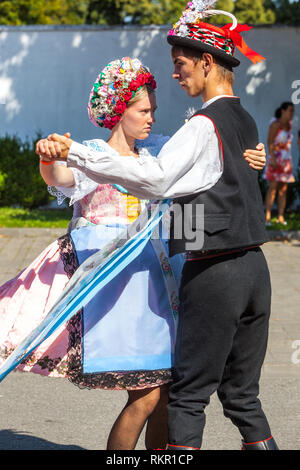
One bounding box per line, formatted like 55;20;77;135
0;58;180;450
0;55;266;450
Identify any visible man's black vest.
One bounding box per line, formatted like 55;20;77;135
169;97;267;257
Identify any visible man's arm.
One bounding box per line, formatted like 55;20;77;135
37;118;266;200
40;118;223;200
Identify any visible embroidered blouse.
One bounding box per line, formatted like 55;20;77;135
49;136;170;226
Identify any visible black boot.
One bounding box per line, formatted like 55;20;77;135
241;436;279;450
166;444;200;450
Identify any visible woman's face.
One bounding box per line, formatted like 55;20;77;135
120;92;157;140
282;105;294;121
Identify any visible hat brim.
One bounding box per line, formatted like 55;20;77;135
167;35;240;68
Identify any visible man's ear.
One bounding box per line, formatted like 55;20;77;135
201;53;214;75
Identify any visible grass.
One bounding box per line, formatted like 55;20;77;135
0;207;299;230
266;212;300;231
0;207;73;228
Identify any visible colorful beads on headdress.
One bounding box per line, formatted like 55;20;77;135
88;57;157;130
169;0;217;36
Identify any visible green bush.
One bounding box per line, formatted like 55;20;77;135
0;134;52;209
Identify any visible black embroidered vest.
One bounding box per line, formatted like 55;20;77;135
169;97;267;257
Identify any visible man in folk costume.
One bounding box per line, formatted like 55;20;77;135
164;2;278;451
37;1;278;450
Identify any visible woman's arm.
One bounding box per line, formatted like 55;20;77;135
37;136;75;188
37;118;223;200
39;159;75;187
267;122;280;168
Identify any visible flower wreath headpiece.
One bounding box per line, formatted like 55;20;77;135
88;57;157;130
167;0;265;68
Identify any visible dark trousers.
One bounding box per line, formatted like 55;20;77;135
167;248;272;448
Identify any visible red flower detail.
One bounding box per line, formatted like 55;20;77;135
129;73;156;91
114;101;127;115
110;115;122;127
129;79;141;91
147;77;157;89
123;90;133;101
114;80;123;88
138;75;146;86
103;115;121;129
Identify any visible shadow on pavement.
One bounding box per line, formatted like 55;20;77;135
0;429;85;450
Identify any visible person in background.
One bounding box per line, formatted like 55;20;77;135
264;102;295;226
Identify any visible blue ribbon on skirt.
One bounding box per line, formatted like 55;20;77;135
0;199;172;382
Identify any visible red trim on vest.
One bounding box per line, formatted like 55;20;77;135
192;114;224;162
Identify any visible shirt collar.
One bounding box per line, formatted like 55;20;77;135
202;95;238;109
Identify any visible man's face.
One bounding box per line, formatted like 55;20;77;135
171;49;205;97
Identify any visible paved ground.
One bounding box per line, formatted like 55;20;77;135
0;228;299;450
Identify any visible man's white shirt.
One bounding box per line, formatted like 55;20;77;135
67;95;236;200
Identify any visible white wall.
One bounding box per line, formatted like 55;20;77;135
0;24;299;166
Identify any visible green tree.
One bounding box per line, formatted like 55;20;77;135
0;0;88;25
85;0;124;24
85;0;278;26
1;0;297;27
124;0;187;25
210;0;235;24
0;134;51;208
274;0;300;24
233;0;276;24
85;0;187;25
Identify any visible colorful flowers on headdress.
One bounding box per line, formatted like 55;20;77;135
168;0;217;38
88;57;157;130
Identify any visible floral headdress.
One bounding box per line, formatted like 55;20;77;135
88;57;157;130
168;0;265;68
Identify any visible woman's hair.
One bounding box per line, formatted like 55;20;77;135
127;84;155;107
275;102;294;119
